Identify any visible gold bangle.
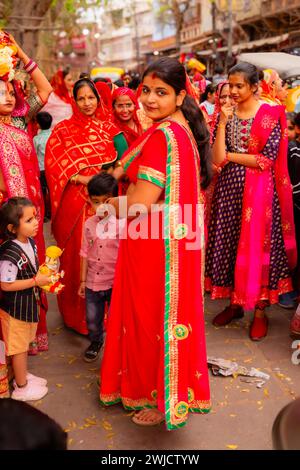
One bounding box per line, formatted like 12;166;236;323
71;174;78;184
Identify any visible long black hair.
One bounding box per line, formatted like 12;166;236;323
142;57;212;189
73;78;100;103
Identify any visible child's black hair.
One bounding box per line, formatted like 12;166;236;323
36;112;52;130
0;197;35;240
87;172;118;198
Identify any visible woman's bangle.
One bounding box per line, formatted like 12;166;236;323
24;59;33;70
71;175;79;185
32;276;37;287
216;154;229;173
24;60;38;74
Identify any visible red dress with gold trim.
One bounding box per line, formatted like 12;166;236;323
99;120;211;430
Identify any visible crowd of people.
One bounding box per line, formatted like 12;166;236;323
0;31;299;432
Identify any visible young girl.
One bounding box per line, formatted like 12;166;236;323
0;197;51;401
205;62;296;340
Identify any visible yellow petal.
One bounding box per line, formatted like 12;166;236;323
74;374;81;379
263;388;269;398
68;438;73;446
226;444;238;450
85;418;97;425
229;414;236;417
102;420;113;431
68;358;77;365
56;383;63;388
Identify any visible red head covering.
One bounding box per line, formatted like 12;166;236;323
95;81;113;112
50;70;72;104
111;87;142;145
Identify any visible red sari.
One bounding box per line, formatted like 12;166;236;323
45;106;119;334
99;120;211;430
0;122;48;348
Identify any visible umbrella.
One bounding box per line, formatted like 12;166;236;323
238;52;300;80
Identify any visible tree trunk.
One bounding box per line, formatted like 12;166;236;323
6;0;54;57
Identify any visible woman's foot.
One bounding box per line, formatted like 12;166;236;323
132;409;164;426
249;315;268;341
212;305;244;327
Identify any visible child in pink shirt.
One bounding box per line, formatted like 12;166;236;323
78;173;125;361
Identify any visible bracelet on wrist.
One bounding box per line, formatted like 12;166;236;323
216;154;229;173
24;60;38;75
24;59;33;70
32;276;37;286
71;174;79;185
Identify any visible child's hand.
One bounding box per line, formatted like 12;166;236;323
35;272;52;287
78;282;86;298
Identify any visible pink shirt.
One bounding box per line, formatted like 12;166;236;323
80;214;125;292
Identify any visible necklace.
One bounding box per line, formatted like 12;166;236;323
0;115;12;125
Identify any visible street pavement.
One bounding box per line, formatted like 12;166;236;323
25;222;300;450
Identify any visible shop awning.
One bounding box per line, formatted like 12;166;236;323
180;36;213;53
217;33;289;53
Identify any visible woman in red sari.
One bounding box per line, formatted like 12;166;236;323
112;87;143;146
205;62;296;340
99;58;212;429
45;79;128;334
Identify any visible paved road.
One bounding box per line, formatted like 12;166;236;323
26;223;299;450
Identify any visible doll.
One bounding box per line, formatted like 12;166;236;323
38;245;65;294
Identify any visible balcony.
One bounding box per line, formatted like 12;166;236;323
261;0;300;15
180;21;202;44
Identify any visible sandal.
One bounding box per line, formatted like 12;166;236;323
132;409;164;426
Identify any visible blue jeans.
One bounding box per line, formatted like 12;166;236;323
85;287;112;343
